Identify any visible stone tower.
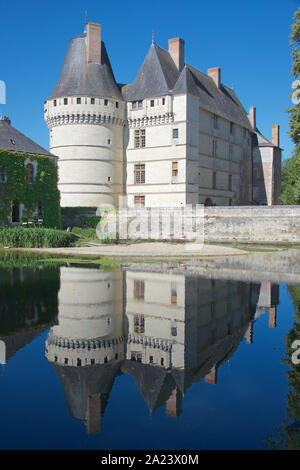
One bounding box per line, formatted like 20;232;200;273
44;23;125;208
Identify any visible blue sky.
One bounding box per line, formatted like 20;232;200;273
0;0;298;160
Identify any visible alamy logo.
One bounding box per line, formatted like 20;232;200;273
0;340;6;365
291;79;300;105
96;199;204;249
0;80;6;105
291;340;300;365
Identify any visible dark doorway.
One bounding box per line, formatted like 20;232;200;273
12;200;20;223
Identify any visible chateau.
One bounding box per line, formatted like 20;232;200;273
44;22;281;209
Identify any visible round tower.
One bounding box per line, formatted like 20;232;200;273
44;23;125;208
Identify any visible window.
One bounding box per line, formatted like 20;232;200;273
104;357;108;363
161;358;164;366
229;198;232;206
172;162;178;183
116;101;119;108
108;176;111;182
173;128;179;139
229;144;233;160
150;99;154;107
107;139;111;145
230;122;234;134
53;100;57;107
115;353;118;360
228;174;232;191
104;99;108;106
149;356;153;364
134;129;146;148
64;98;68;105
26;163;34;183
134;315;145;334
91;97;95;104
132;100;143;109
162;98;165;105
64;358;68;365
77;358;81;366
76;97;81;104
91;358;95;365
134;164;145;184
134;195;145;207
212;171;217;189
171;283;177;304
213;114;218;129
212;139;217;157
0;166;6;182
134;280;145;299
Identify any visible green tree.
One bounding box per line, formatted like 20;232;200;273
281;7;300;205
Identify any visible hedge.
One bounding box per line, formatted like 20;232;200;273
0;227;76;248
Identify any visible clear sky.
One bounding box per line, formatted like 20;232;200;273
0;0;298;160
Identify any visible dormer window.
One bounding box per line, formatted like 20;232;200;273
64;98;68;105
162;98;165;105
132;100;143;109
77;97;81;104
53;100;57;107
150;99;154;107
91;98;95;104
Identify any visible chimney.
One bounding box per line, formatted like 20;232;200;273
269;306;277;329
207;67;221;88
86;394;101;434
205;366;218;385
168;38;185;71
272;125;279;147
165;388;182;418
249;106;256;129
87;23;101;64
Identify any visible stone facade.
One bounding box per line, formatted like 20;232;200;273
45;22;282;209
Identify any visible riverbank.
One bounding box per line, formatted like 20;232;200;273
8;242;252;259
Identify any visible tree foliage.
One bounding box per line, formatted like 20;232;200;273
281;7;300;205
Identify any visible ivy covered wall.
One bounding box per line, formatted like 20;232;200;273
0;149;61;228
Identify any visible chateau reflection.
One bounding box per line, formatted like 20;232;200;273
45;267;280;434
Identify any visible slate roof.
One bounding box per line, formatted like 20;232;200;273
125;42;253;130
126;43;180;101
49;33;122;101
0;119;55;157
253;128;276;148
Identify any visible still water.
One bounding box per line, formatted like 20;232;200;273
0;255;299;450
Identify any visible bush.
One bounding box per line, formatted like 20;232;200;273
78;215;100;228
0;227;76;248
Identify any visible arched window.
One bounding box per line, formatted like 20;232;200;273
26;163;34;183
0;166;5;182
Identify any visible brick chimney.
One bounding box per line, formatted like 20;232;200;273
249;106;256;129
205;366;218;385
87;23;101;64
168;38;185;72
272;125;279;147
269;307;277;328
207;67;221;88
86;394;101;434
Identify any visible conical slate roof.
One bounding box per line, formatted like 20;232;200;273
49;33;122;100
126;43;180;101
0;119;55;157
